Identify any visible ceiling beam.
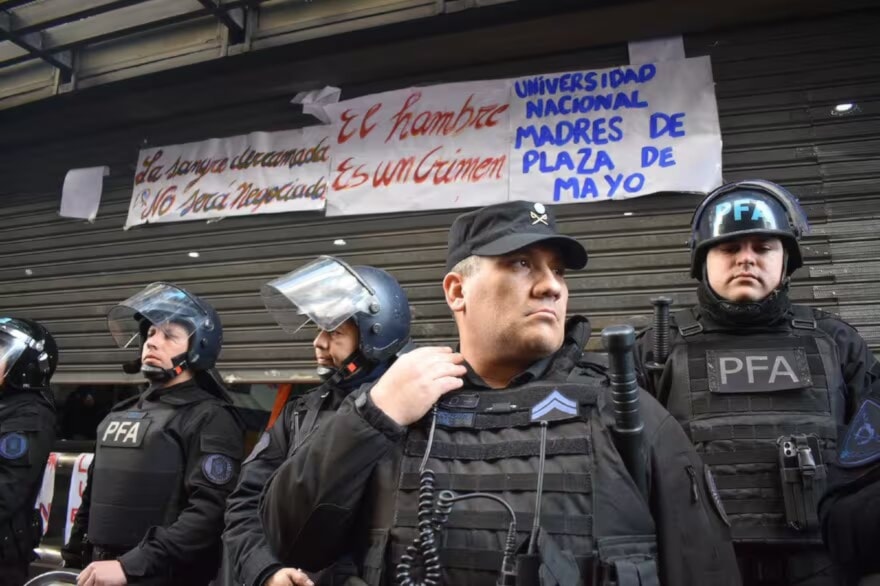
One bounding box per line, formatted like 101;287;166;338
195;0;245;38
0;11;72;74
14;0;153;36
0;0;38;11
0;0;266;69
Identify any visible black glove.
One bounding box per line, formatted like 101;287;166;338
61;530;89;569
821;463;880;578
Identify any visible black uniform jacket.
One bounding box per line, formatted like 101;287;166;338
65;379;244;584
0;389;55;565
224;381;354;586
819;388;880;584
260;318;740;586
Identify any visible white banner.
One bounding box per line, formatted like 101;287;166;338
324;80;512;216
65;452;93;544
125;57;721;222
509;56;722;203
36;452;58;536
125;126;330;228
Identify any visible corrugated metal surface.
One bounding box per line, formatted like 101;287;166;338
0;8;877;384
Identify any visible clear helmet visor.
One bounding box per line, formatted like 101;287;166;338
261;256;376;334
0;322;32;378
107;282;212;349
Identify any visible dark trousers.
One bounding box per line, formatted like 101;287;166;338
0;563;28;586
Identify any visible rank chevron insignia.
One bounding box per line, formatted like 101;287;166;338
531;389;578;421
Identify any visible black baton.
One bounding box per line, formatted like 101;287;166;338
602;325;647;498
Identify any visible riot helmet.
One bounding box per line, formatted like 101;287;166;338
261;256;412;381
0;317;58;392
108;282;222;382
688;179;809;279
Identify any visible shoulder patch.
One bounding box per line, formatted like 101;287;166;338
202;453;236;485
0;432;28;459
839;398;880;468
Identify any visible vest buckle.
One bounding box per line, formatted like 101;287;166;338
791;318;816;330
678;322;703;337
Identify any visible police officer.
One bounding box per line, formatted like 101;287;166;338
635;180;880;585
62;283;245;586
260;200;739;586
223;258;412;586
0;318;58;586
819;391;880;585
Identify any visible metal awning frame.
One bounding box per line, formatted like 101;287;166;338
0;0;264;80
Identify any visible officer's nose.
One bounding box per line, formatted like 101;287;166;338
533;263;563;300
735;244;758;266
313;330;330;350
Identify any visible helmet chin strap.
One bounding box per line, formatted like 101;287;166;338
316;364;337;381
141;352;189;382
320;350;372;386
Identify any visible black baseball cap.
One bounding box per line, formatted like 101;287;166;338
446;200;588;272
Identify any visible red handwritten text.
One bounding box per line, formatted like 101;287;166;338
334;147;505;191
385;92;509;142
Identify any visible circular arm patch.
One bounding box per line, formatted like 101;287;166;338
0;432;28;459
201;453;235;484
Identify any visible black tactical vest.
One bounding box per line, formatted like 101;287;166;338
665;306;846;545
89;398;184;548
361;369;659;586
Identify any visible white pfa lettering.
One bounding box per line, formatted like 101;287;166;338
769;356;799;384
719;357;743;385
122;422;140;443
745;355;769;384
103;421;119;441
102;421;141;443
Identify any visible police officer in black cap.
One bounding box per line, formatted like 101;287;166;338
62;283;244;586
635;180;880;585
223;258;412;586
260;200;739;586
0;318;58;586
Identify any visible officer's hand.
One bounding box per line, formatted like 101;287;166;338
78;560;127;586
371;346;466;426
264;567;315;586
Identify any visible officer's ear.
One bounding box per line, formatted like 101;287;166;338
443;271;466;314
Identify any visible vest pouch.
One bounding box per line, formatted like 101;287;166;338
513;528;587;586
361;528;389;586
515;553;540;586
777;433;827;531
596;536;658;586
